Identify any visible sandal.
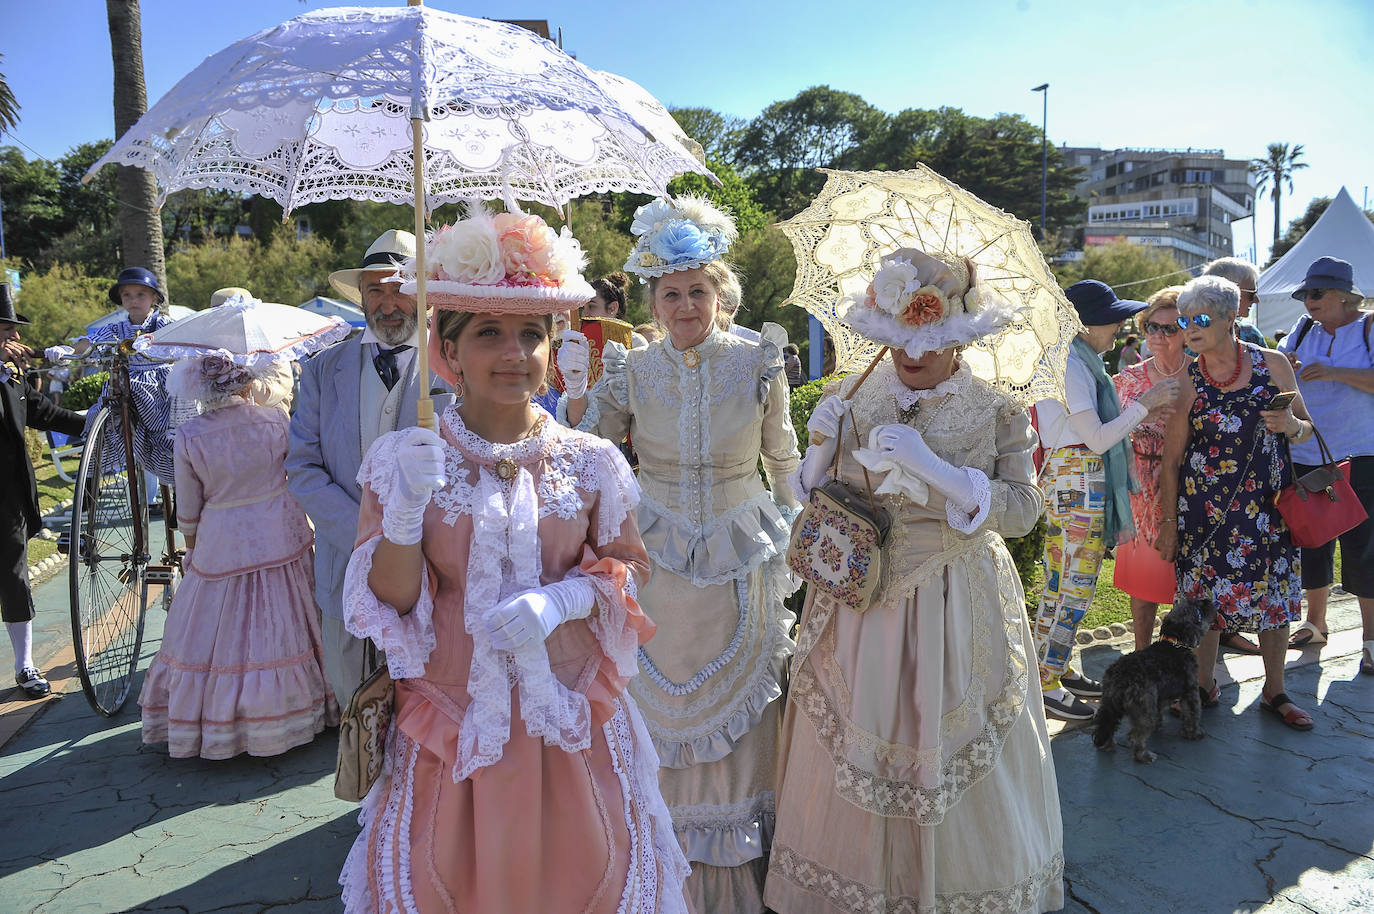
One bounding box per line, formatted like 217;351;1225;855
1260;691;1314;731
1288;621;1327;649
1220;631;1263;654
1169;680;1221;716
1361;641;1374;676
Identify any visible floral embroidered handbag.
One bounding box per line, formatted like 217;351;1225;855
1277;424;1368;549
334;642;394;803
786;373;891;612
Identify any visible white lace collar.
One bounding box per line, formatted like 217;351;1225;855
885;357;972;409
441;403;560;467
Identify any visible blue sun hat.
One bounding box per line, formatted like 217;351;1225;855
108;266;166;306
1065;279;1146;326
624;196;738;279
1291;256;1363;300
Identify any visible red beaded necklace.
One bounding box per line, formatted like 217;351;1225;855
1199;339;1243;389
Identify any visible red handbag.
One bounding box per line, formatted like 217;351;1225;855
1276;426;1368;548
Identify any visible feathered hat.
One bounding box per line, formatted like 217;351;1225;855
623;195;738;279
839;247;1020;358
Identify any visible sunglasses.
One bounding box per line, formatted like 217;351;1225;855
1305;289;1331;301
1143;321;1180;336
1237;288;1259;300
1176;313;1213;329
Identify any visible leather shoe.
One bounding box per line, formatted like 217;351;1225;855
15;667;51;699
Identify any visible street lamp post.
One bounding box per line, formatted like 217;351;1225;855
1032;83;1048;241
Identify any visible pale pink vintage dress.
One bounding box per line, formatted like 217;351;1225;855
139;400;338;758
766;363;1064;914
339;407;688;914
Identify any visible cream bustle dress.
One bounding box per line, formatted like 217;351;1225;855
567;325;802;914
765;361;1065;914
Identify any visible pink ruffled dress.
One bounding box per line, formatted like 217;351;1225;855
139;400;339;758
339;407;689;914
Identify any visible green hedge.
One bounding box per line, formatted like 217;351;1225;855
60;372;108;411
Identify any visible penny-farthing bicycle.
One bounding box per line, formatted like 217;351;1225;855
58;340;181;716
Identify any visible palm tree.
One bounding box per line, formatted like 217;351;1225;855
0;55;20;134
105;0;166;284
1250;142;1309;248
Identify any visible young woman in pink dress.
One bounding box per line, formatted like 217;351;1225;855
1112;286;1191;650
139;355;339;758
339;210;688;914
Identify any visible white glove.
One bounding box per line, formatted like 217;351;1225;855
795;439;839;493
486;578;597;651
45;345;75;362
872;424;979;513
805;396;851;444
558;330;591;399
380;427;447;546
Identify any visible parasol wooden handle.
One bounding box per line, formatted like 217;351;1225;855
412;99;433;430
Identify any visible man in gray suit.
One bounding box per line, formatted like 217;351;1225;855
287;230;451;705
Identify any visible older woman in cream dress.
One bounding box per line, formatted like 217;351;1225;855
766;250;1063;914
564;197;801;914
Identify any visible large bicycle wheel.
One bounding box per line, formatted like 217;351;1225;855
69;406;149;716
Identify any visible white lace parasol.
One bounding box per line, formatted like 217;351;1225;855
779;167;1083;406
134;296;351;369
86;6;713;211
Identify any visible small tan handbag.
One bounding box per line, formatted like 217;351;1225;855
785;356;892;613
334;642;394;803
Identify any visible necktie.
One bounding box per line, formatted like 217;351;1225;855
373;345;412;390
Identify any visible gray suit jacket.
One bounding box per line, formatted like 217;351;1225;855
286;337;452;620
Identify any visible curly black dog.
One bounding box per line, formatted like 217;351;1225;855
1092;598;1219;763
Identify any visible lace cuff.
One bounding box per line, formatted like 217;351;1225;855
574;547;645;681
560;390;602;434
355;429;409;508
945;466;991;534
343;536;437;679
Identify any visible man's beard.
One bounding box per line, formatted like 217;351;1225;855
368;310;418;347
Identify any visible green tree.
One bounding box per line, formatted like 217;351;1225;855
164;233;337;309
162;188;249;247
1052;240;1189;302
0;147;64;264
735;87;887;216
1250;142;1308;248
729;225;809;349
0;54;19;133
856;107;1084;239
1268;195;1374;265
667;158;767;236
668;107;746;166
3;260;111;347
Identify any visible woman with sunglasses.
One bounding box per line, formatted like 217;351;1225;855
1158;275;1314;729
1112;286;1192;651
1277;257;1374;675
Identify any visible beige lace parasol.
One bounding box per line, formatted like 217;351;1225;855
779;166;1083;406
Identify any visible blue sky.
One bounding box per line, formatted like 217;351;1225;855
4;0;1371;262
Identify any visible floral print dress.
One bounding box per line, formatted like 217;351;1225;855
1175;346;1302;632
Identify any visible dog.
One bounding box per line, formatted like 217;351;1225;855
1092;598;1219;763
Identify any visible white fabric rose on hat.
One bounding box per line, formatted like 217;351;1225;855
431;216;505;285
869;258;921;313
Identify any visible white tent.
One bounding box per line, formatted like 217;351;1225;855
299;296;365;328
1255;187;1374;336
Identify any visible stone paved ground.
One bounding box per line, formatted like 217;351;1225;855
1;568;1370;913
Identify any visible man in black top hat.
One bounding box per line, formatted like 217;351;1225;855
0;283;86;698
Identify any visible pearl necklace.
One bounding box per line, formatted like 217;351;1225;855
1150;355;1187;379
1199;340;1243;389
